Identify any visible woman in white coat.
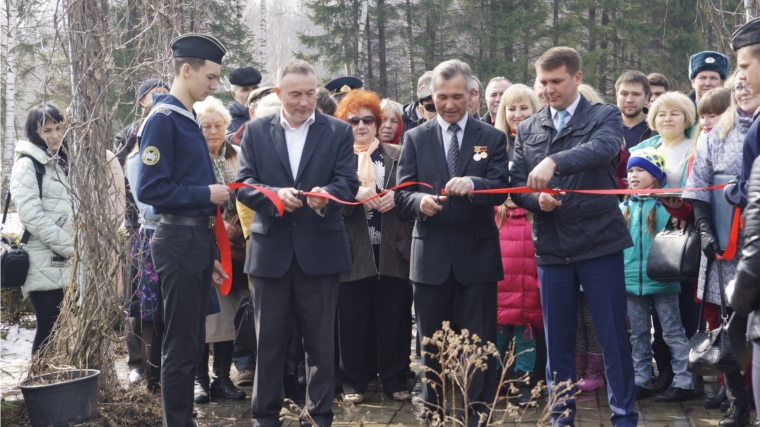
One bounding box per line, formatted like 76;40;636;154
10;104;73;356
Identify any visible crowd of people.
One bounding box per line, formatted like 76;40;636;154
10;17;760;427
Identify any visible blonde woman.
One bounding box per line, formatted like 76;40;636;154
191;95;248;403
494;84;541;159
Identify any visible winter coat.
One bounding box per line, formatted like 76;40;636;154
401;102;424;140
730;157;760;340
495;207;542;329
620;195;680;296
683;115;750;306
340;143;411;282
227;101;250;135
510;94;633;265
114;120;140;227
10;140;73;298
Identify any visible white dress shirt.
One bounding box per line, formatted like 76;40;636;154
549;93;581;130
436;112;469;157
280;108;316;180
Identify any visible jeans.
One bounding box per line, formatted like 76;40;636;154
627;293;692;390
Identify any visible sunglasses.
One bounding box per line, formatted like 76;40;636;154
348;116;376;126
422;103;436;113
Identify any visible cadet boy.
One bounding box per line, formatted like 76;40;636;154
136;33;232;427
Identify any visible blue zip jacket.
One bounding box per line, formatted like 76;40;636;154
620;195;680;295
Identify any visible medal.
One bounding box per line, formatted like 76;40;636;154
473;146;487;161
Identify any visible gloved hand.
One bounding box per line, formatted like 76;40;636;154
690;199;721;260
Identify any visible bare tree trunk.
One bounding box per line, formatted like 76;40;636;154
2;0;17;200
405;0;415;100
260;0;266;65
553;0;559;46
377;0;387;97
357;0;368;79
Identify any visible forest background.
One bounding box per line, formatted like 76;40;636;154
0;0;757;197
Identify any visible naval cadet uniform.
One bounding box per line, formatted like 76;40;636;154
136;33;227;427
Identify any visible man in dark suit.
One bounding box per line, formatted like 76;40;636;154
235;59;359;427
394;59;510;425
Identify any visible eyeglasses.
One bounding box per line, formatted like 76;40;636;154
422;103;436;113
732;84;751;95
348;116;375;126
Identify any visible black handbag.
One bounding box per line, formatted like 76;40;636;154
1;157;44;288
233;295;257;352
688;260;739;375
646;216;701;282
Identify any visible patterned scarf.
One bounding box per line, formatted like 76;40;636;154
354;138;380;188
210;143;236;214
45;148;69;176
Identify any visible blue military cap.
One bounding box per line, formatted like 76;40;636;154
688;51;729;80
732;17;760;52
325;76;363;99
170;33;226;65
137;78;170;102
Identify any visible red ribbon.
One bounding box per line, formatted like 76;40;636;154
216;181;736;294
717;206;742;261
216;183;286;295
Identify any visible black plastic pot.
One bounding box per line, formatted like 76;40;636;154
18;369;100;427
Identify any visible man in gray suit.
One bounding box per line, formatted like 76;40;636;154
394;59;510;425
236;59;359;427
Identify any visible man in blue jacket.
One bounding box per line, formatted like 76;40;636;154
510;47;637;427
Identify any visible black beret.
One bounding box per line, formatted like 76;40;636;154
170;33;226;65
229;67;262;86
137;78;170;102
324;76;363;96
732;17;760;52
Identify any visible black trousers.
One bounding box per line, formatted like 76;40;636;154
250;259;339;427
338;275;410;396
126;317;143;371
141;321;165;392
152;224;214;427
29;289;64;356
414;273;497;426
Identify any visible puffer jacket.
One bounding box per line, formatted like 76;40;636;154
496;207;542;329
620;195;680;296
10;140;73;298
510;95;633;265
730;156;760;340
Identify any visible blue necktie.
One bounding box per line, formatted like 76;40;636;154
447;123;461;178
556;110;568;133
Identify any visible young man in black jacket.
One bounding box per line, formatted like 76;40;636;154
511;47;638;427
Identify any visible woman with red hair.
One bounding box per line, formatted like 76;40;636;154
334;90;413;404
379;99;404;144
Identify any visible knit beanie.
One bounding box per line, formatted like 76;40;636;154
627;148;666;182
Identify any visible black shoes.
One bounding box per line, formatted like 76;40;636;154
210;376;247;400
636;386;653;400
655;386;695;403
652;365;675;393
194;376;210;404
705;385;728;409
719;403;751;427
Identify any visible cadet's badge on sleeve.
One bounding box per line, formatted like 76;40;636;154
142;146;160;165
156;108;171;115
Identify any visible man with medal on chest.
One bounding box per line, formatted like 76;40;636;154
136;33;232;427
394;59;510;425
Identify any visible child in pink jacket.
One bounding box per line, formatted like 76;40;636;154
495;198;543;406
